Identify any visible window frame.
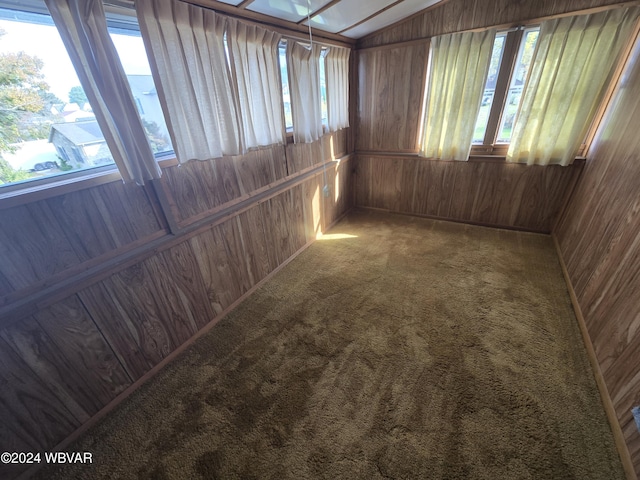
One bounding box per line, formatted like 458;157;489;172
0;0;177;197
470;26;538;157
468;13;640;160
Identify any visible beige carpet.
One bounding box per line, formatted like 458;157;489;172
37;209;624;479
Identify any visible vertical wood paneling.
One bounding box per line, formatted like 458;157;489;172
0;335;79;455
358;0;628;48
302;176;323;241
0;180;163;305
90;181;163;242
1;317;94;423
234;146;284;194
237;208;273;284
78;263;177;381
357;43;428;152
190;220;253;316
355;155;581;232
555;33;640;476
34;296;132;405
0;203;80;292
286;131;348;175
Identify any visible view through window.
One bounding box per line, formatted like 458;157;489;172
0;8;172;189
472;27;540;146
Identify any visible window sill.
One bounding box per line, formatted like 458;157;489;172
0;165;125;210
356;150;587;165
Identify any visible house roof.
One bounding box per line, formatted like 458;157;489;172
48;121;105;146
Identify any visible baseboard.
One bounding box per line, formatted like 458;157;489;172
552;234;637;480
354;205;549;234
19;206;353;480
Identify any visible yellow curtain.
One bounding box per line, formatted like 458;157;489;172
420;29;496;161
507;7;640;166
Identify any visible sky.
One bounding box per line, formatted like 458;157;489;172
0;18;152;103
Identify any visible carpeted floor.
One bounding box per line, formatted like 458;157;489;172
37;209;624;479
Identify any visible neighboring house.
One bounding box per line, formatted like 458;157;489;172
48;120;114;168
127;74;170;139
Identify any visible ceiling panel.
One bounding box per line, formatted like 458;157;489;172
305;0;394;34
248;0;333;24
340;0;441;38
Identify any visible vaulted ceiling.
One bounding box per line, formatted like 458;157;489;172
203;0;444;40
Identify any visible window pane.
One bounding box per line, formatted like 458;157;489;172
109;29;173;157
279;43;292;130
472;33;506;144
319;48;328;127
0;9;115;187
496;28;539;143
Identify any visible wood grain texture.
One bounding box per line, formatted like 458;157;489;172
34;296;132;404
356;43;428;152
0;335;79;462
191;218;254;316
78;262;179;381
358;0;630;48
286;130;348;175
354;155;581;232
0;180;163;306
555;33;640;477
161;131;349;226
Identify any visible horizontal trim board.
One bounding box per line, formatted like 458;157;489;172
173;157;350;230
0;156;351;328
355;150;587;166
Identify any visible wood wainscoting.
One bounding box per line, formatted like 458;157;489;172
353;154;582;233
554;30;640;475
0;130;352;480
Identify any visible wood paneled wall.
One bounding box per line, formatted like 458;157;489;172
161;130;348;227
555;38;640;476
354;155;581;232
358;0;629;48
353;0;591;232
0;181;164;307
356;43;429;152
0;131;352;480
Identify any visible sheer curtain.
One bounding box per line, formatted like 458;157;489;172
325;46;350;132
136;0;242;162
420;29;496;161
507;7;640;166
226;18;285;149
287;41;323;143
45;0;160;184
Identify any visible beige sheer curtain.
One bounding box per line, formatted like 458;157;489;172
45;0;160;184
420;29;496;161
326;46;350;132
287;41;323;143
226;18;285;149
507;7;640;166
136;0;242;162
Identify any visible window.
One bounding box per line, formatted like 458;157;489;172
278;41;293;130
472;26;540;152
0;8;116;188
278;39;329;134
108;27;173;158
0;3;172;190
319;48;328;127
